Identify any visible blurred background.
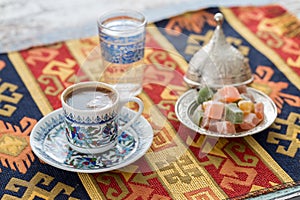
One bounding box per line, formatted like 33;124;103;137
0;0;299;53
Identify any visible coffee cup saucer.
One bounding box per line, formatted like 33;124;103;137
30;107;153;173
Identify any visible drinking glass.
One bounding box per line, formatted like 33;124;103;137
98;9;147;96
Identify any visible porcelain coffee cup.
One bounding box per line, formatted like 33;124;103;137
61;81;144;154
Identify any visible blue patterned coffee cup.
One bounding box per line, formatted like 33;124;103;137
61;81;144;154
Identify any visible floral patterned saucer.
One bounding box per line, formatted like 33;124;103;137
30;107;153;173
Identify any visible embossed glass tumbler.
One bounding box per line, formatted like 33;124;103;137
98;9;147;96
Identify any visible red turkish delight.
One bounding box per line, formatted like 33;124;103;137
209;121;236;134
240;113;260;130
204;101;225;120
254;102;264;121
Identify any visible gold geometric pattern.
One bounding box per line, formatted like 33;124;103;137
267;112;300;157
3;172;79;199
0;134;28;156
156;155;203;184
0;117;36;174
0;81;23;117
258;13;300;37
184;187;219;199
185;30;250;58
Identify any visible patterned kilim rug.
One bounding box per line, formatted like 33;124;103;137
0;5;300;200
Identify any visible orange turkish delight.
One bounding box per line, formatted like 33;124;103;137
238;100;254;114
214;86;241;103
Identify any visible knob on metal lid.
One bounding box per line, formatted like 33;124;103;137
184;13;253;88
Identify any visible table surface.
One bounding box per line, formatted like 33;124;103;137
3;0;300;54
0;4;300;200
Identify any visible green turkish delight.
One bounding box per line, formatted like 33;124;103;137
192;104;204;126
196;86;214;104
225;103;243;124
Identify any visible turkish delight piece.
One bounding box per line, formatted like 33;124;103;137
236;85;248;94
200;116;210;128
197;86;214;104
214;86;241;103
207;120;218;132
204;101;225;120
254;102;264;121
240;93;255;103
225;103;244;124
238;100;254;114
210;121;236;134
192;104;204;126
239;113;260;130
202;100;212;110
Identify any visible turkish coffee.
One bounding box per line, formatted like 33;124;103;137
64;86;117;110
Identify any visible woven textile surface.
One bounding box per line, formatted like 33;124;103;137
0;5;299;200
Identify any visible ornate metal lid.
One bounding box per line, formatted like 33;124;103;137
184;13;253;88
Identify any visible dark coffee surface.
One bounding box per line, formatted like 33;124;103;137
65;86;116;110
